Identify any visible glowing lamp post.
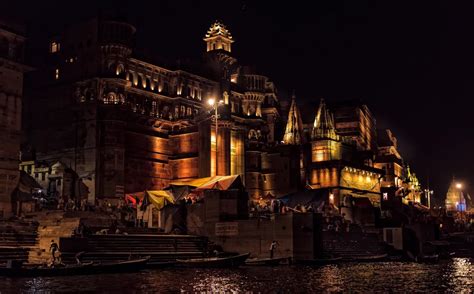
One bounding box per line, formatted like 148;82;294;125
424;189;434;209
455;183;464;222
208;98;223;175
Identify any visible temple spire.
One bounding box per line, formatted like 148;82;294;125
311;98;338;140
204;21;234;52
282;92;304;145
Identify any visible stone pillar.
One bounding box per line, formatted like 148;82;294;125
230;129;245;178
198;121;211;177
217;123;231;176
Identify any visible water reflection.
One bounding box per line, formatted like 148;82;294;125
0;259;472;293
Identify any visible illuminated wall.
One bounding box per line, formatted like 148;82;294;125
340;167;380;193
310;167;339;188
311;140;341;162
170;158;199;179
210;129;216;177
230;130;245;177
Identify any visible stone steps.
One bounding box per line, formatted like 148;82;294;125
60;234;209;263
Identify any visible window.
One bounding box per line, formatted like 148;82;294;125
55;68;59;80
41;173;45;181
50;41;60;53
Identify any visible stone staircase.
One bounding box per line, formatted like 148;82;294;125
0;219;38;263
322;230;387;259
25;211;80;264
60;234;208;263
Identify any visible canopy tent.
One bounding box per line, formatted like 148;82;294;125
169;175;244;200
192;175;243;192
125;175;244;209
146;190;175;210
125;190;175;210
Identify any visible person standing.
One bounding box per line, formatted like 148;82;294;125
49;240;59;264
269;240;278;259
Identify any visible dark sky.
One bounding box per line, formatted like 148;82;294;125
4;0;474;205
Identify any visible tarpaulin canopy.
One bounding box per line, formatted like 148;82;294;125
125;175;244;208
125;190;175;210
169;177;215;188
192;175;243;192
146;190;175;210
165;185;191;201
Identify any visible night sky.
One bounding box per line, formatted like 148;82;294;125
3;0;474;205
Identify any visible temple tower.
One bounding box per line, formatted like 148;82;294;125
282;93;304;145
204;21;234;53
311;98;342;162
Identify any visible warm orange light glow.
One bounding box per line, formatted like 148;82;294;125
207;98;215;106
456;183;462;189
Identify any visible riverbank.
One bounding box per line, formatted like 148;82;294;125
0;258;472;293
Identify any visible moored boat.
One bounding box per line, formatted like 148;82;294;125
350;254;388;262
89;256;151;273
176;253;250;268
245;257;288;266
416;254;439;263
0;262;94;277
145;261;176;269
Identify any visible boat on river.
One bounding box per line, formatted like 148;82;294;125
0;262;94;277
0;256;151;277
145;261;176;269
245;257;288;266
176;253;250;268
89;256;151;273
350;254;388;262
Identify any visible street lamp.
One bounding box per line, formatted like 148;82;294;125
424;189;434;209
207;98;223;176
455;182;464;221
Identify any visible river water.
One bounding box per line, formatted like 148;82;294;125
0;258;472;293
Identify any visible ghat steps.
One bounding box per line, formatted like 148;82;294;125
60;234;208;263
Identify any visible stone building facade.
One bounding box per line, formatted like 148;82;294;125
23;18;286;204
0;19;30;217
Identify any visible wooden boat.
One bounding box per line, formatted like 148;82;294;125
245;257;288;266
176;253;250;268
296;257;343;266
0;262;94;277
145;261;176;269
89;256;151;273
350;254;388;262
416;254;439;263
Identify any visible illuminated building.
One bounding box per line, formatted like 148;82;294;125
306;99;383;213
445;180;466;212
332;100;377;153
282;93;304;145
22;18;286;204
403;166;422;204
0;18;30;217
374;129;404;188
